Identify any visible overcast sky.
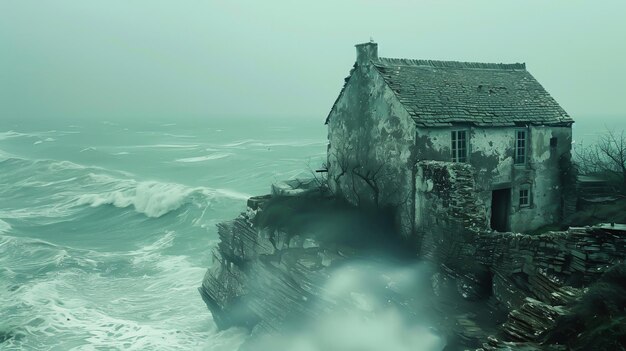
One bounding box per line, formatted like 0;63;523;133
1;1;625;122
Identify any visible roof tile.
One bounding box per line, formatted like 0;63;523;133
373;57;572;127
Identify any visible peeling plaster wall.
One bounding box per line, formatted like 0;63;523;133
415;125;572;233
326;61;416;237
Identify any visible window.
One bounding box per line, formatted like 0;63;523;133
515;130;527;164
519;188;530;207
451;130;468;163
550;137;558;148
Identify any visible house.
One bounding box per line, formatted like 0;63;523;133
325;42;573;235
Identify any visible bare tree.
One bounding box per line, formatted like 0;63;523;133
325;121;415;237
575;129;626;193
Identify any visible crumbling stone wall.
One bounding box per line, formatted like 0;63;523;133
415;161;626;309
415;125;572;233
415;161;488;266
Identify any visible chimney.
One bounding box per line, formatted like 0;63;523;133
355;41;378;65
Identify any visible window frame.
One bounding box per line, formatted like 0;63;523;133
514;129;527;165
451;129;469;163
519;187;531;208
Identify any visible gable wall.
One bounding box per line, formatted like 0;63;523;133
415;125;572;232
326;62;416;237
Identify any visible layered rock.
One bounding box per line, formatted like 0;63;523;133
200;172;626;350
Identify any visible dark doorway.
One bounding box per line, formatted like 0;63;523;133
491;188;511;232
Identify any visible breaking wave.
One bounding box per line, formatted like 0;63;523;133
76;175;249;218
175;153;231;163
77;181;198;218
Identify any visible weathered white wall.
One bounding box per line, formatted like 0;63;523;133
414;125;572;233
326;60;416;237
326;45;572;235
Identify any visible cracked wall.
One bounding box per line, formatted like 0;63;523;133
326;59;416;237
415;125;572;232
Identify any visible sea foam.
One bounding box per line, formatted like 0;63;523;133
175;153;231;163
76;175;249;218
77;181;195;218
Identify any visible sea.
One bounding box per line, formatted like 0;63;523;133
0;114;623;350
0;117;327;350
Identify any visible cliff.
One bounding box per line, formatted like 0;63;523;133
199;175;626;350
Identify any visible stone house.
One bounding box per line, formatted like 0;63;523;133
325;42;573;235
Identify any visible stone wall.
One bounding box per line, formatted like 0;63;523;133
413;160;626;347
415;125;572;233
201;180;626;349
415;161;487;266
415;161;625;287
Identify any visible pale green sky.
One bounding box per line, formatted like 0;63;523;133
1;1;625;121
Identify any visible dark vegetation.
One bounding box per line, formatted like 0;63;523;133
545;262;626;351
575;129;626;195
563;198;626;227
252;190;413;258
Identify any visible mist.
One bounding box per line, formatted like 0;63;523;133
2;1;626;122
241;261;445;351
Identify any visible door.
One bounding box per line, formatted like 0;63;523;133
491;188;511;232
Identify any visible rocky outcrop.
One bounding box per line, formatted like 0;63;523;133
200;170;626;350
198;192;431;349
199;209;347;333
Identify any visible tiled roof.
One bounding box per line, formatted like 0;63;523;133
373;57;572;127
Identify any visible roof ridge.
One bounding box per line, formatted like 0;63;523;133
375;57;526;70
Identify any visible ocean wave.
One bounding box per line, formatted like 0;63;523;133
0;250;245;351
0;149;15;161
128;144;200;149
77;181;196;218
76;175;250;218
44;160;134;178
32;137;56;145
175;153;231;163
0;219;11;234
0;130;30;140
219;139;325;148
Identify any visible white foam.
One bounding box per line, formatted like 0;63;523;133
34;140;43;145
0;231;247;350
0;130;28;140
129;144;199;149
163;133;196;139
220;139;256;148
77;181;193;218
175;153;231;163
212;188;251;201
76;175;249;218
